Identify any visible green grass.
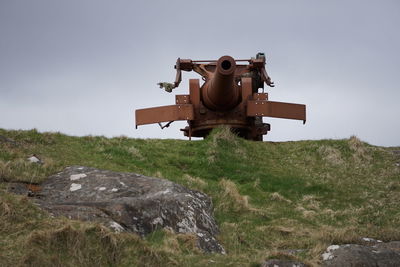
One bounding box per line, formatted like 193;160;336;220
1;127;399;266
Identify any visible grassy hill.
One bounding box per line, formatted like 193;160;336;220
1;127;399;266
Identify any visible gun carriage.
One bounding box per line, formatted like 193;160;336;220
135;53;306;141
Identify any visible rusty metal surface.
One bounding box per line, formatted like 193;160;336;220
175;95;190;104
247;100;306;122
201;55;239;111
189;79;200;110
135;104;194;127
253;93;268;101
135;53;306;141
241;78;252;103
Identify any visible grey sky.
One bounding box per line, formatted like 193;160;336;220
1;0;399;146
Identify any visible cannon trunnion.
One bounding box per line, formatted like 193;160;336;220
135;54;306;141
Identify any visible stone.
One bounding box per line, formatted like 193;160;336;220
35;166;225;253
322;241;400;266
27;155;42;164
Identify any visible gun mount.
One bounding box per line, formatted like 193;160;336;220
135;53;306;141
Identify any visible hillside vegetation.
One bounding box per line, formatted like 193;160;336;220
1;127;399;266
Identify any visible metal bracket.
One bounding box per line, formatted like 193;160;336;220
158;121;174;129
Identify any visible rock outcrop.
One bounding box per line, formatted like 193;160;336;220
261;238;400;266
32;166;224;253
322;240;400;266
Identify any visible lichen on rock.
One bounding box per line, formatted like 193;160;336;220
35;166;225;253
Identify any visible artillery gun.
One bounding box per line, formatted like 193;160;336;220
135;53;306;141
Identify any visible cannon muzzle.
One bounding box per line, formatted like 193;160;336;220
201;55;240;111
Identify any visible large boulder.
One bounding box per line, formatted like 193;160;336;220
259;239;400;266
322;240;400;266
34;166;225;253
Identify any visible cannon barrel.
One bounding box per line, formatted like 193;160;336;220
201;55;240;111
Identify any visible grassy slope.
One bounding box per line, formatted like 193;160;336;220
0;127;399;266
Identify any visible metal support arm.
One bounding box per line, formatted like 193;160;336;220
135;104;194;128
247;100;306;123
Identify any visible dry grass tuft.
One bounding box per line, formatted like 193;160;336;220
182;174;207;189
127;146;144;160
0;199;14;218
235;146;247;158
160;230;181;254
372;227;400;241
157;229;200;255
348;135;372;163
264;250;307;265
301;195;316;202
207;152;217;164
211;126;238;144
295;205;317;218
348;135;363;151
320;208;336;218
317;145;343;165
0;155;57;183
218;178;250;211
2;159;37;181
274;226;295;235
302;210;317;218
176;233;199;251
207;126;239;163
301;195;321;211
218;179;269;215
153;171;163;178
253;178;260;188
270;192;292;203
312;225;360;244
0;160;11;181
22;223;120;266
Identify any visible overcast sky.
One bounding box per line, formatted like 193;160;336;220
1;0;399;146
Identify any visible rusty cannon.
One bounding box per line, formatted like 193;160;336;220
135;53;306;141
